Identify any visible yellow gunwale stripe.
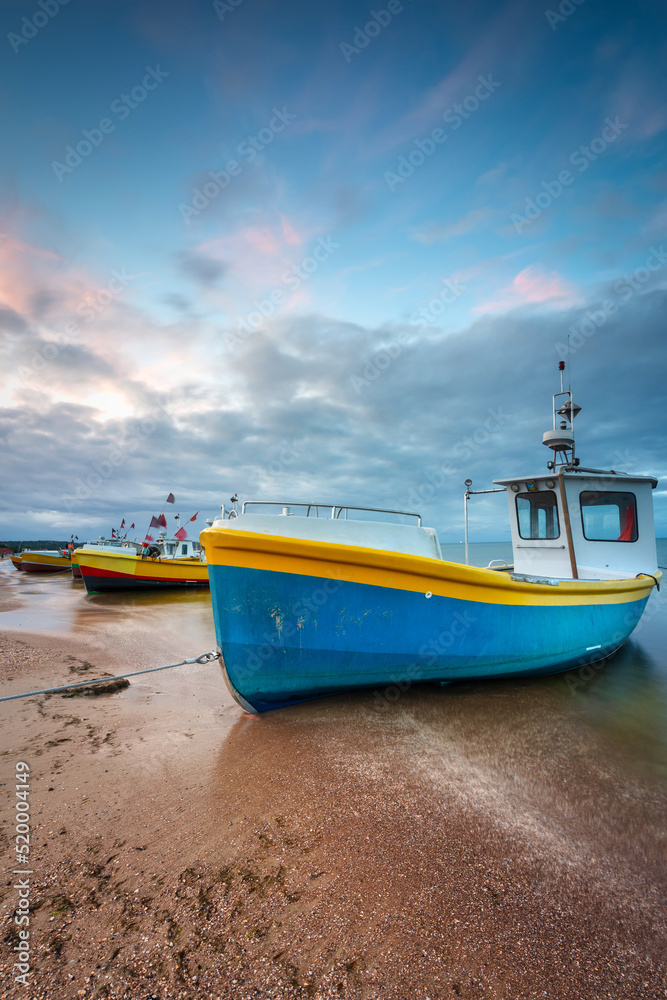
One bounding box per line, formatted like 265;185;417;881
21;552;70;565
75;549;207;578
200;528;660;607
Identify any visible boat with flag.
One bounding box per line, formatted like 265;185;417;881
70;524;135;579
77;499;208;592
200;366;661;713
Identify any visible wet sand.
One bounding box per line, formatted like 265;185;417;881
1;566;667;998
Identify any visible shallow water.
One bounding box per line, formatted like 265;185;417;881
0;559;215;655
1;542;666;783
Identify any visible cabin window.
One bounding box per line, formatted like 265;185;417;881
516;491;560;540
181;544;188;555
166;543;175;555
580;491;637;542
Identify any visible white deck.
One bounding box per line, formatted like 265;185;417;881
212;512;443;560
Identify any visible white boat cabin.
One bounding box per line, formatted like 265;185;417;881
161;538;200;558
494;470;658;580
144;531;203;560
494;364;658;581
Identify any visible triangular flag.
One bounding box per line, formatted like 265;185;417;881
166;493;175;504
150;515;161;528
120;519;125;529
189;511;199;522
130;523;135;529
157;513;168;527
144;534;154;542
174;527;187;540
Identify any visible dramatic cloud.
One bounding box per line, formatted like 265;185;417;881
1;266;666;540
1;0;665;541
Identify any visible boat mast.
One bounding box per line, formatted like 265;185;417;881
542;361;581;579
463;479;505;565
542;361;581;470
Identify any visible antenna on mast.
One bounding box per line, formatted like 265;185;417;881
542;360;581;470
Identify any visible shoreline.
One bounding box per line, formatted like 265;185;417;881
1;625;666;998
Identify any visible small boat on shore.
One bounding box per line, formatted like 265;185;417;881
11;553;24;571
200;367;661;713
76;534;208;593
70;537;139;580
21;549;72;573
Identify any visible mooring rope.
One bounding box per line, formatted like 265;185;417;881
0;650;220;703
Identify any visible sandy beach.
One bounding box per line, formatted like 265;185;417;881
1;580;666;1000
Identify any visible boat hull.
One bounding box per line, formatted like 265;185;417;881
71;553;82;579
21;552;71;573
201;528;659;713
76;549;209;593
11;554;23;571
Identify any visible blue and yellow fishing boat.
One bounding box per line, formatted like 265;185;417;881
200;368;661;713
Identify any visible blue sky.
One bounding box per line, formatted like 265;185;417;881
1;0;666;541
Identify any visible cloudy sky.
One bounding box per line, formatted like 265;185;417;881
1;0;666;542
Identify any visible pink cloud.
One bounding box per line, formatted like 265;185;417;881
475;266;579;314
280;215;303;247
199;213;331;311
0;234;90;316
